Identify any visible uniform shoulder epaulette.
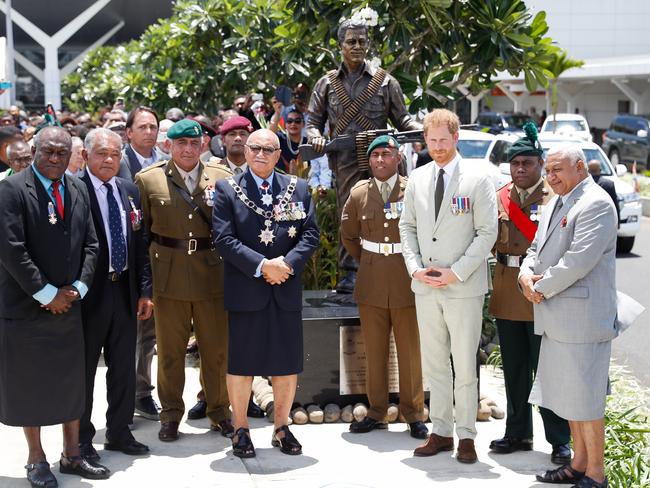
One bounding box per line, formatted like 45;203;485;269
204;157;223;168
138;160;167;174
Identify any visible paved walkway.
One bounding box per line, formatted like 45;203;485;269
0;361;556;488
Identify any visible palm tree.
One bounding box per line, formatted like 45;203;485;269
545;50;584;132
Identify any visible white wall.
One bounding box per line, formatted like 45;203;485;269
525;0;650;59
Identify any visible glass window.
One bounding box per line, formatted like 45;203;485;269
542;120;587;132
457;140;492;159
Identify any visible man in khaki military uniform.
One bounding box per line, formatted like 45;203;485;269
488;123;570;464
340;135;427;439
135;119;233;442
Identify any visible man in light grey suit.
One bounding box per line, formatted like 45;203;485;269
519;144;617;488
400;109;497;464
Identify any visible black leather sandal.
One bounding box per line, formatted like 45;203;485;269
25;461;58;488
574;475;608;488
536;464;585;484
232;427;256;458
59;454;110;479
271;425;302;455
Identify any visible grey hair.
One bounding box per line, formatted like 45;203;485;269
84;127;122;153
337;19;369;45
547;143;586;166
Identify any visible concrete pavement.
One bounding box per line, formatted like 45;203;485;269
0;359;561;488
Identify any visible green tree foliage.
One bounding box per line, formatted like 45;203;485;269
63;0;559;115
544;50;585;131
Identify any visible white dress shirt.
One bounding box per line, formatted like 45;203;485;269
132;146;159;170
87;170;128;272
433;152;461;193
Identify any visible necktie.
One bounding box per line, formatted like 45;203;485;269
52;180;64;219
184;174;195;193
104;183;126;273
380;182;390;203
434;168;445;220
520;190;528;203
234;167;243;175
550;197;564;222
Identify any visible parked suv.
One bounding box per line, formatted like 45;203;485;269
602;114;650;170
475;112;533;136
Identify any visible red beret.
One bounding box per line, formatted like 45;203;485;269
220;116;254;136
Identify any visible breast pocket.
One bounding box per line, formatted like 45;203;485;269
366;94;386;125
148;193;173;233
360;209;377;236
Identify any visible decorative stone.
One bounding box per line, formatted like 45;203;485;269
353;403;368;422
306;404;324;424
291;407;309;425
490;406;505;420
323;404;341;423
340;405;354;423
477;399;492;421
386;403;399;423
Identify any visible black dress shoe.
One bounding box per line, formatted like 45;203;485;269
335;271;356;294
408;421;429;439
25;461;57;488
489;436;533;454
187;400;207;420
134;396;160;421
211;418;235;438
104;438;150;455
59;454;110;480
78;442;100;462
349;416;387;433
551;443;572;465
247;398;265;418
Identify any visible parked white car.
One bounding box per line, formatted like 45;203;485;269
456;129;515;189
541;113;592;142
543;138;641;253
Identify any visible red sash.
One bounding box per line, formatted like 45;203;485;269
499;184;537;242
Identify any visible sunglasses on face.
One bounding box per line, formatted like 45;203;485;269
286;118;303;124
245;143;279;155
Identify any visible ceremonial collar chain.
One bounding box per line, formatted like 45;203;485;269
227;175;298;245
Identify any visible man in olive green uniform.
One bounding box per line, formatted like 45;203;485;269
340;135;427;439
135;119;233;442
488;123;570;464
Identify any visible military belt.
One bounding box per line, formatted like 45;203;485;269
152;233;213;255
362;239;402;256
496;252;524;268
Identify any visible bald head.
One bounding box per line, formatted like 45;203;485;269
245;129;281;179
6;140;31;173
587;159;602;176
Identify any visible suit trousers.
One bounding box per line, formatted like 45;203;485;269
358;304;424;423
80;277;136;444
415;293;482;440
135;316;156;400
496;319;570;445
154;296;230;425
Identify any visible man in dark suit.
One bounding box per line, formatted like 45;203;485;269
213;129;319;458
0;126;109;487
78;128;154;461
117;106;163;421
587;159;620;226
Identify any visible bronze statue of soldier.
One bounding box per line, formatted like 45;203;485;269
306;19;422;294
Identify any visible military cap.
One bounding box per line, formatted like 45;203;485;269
220;115;253;136
367;134;400;155
167;119;202;139
190;116;217;138
506;121;543;161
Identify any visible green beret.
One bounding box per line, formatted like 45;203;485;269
367;135;400;155
167;119;202;139
507;121;543;161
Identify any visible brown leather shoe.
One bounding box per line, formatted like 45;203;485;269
413;433;454;457
457;438;478;464
158;421;179;442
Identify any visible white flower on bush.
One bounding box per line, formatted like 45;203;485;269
167;84;179;99
351;6;378;27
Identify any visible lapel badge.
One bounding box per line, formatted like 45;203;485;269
560;216;567;228
47;201;57;225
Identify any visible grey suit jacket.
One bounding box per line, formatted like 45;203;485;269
399;154;498;298
519;176;618;343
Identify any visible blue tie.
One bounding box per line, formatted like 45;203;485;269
104;183;126;273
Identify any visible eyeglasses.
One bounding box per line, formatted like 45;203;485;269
245;143;279;155
286;118;303;124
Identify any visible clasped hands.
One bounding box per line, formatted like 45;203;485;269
262;257;292;285
518;274;545;304
413;267;458;288
42;285;79;314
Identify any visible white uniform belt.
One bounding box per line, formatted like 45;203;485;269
361;239;402;255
